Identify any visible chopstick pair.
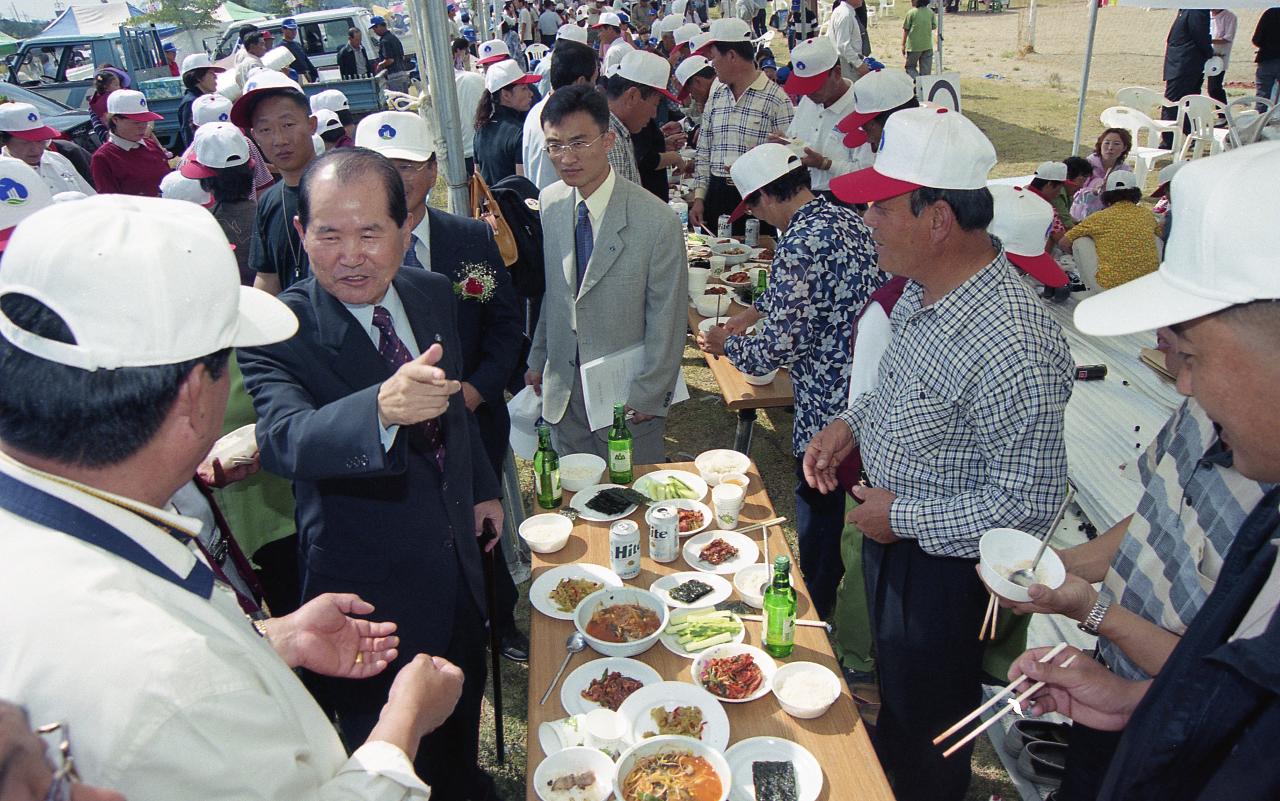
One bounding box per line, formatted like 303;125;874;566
933;642;1076;758
979;591;1000;641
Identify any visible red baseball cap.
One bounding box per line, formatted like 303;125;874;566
784;38;836;97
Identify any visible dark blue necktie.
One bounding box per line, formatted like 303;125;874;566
575;200;592;291
371;305;445;470
403;234;425;270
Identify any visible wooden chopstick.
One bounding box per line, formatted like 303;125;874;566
736;516;786;535
987;597;999;640
737;613;828;629
941;652;1078;758
979;592;995;640
932;642;1068;746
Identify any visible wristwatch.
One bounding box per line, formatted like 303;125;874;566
1078;597;1111;636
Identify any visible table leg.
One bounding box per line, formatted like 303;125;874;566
734;409;758;454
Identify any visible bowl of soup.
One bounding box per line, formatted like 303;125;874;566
574;587;670;657
979;527;1067;603
615;735;730;801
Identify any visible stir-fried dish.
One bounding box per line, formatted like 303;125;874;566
585;603;661;643
644;705;705;739
698;653;764;700
580;669;643;711
550;577;602;613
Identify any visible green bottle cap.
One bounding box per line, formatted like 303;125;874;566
773;555;789;571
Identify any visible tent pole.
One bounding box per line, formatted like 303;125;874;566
1072;0;1101;154
408;0;471;215
936;0;945;73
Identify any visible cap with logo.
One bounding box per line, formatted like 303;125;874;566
180;122;251;179
485;59;540;93
313;108;344;136
1033;160;1068;182
689;31;714;55
230;70;305;128
106;90;164;122
835;69;916;147
784;38;837;96
1150;159;1186;198
355;110;437;162
477;38;511;65
1075;141;1280;336
192;93;233;126
370;15;386;26
557;22;588;43
987;183;1068;288
0;103;60;141
831;106;996;203
693;17;751;54
0;157;52;251
675;54;712;100
160;171;212;205
616;50;677;101
727;143;804;222
673;22;702;47
1104;170;1137;192
310;89;350;114
593;11;622;27
180;53;225;77
0;195;298;370
281;17;298;29
601;37;635;77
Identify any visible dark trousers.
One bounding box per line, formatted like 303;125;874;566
1206;71;1227;105
252;532;301;616
1058;719;1123;801
483;447;519;636
794;459;847;619
863;537;989;801
704;175;776;239
541;34;556;46
1161;72;1203;147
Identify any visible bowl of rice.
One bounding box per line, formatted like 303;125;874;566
693;449;752;486
771;662;840;719
559;453;607;492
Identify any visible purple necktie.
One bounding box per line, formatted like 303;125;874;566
371;305;445;470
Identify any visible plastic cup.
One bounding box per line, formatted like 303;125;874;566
712;483;745;528
688;265;709;296
708;255;727;275
584;708;627;759
537;714;589;757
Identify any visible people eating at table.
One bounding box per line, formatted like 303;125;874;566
803;106;1075;801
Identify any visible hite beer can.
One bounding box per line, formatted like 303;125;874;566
717;214;732;240
649;504;679;563
744;218;760;247
610;519;641;579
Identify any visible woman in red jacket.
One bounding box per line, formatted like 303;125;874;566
90;89;173;196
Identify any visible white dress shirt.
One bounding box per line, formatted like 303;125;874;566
344;284;421;450
1;148;95;196
574;165;617;251
786;82;873;190
523;93;557;190
828;2;864;72
409;213;433;271
0;451;429;801
107;133;140;151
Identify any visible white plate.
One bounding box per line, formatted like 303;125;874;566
530;563;624;620
644;498;713;537
659;611;746;659
560;656;664;716
649;572;733;609
691;643;778;704
697;316;757;336
725;736;824;801
683;530;761;575
632;470;709;504
568;483;639;522
616;680;730;751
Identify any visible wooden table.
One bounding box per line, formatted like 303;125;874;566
525;462;894;801
686;307;795;454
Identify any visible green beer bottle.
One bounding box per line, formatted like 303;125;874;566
607;403;633;484
533;423;562;509
753;267;768;303
763;555;797;658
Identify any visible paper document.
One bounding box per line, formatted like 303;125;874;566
580;343;689;432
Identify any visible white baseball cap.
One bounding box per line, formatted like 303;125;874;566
557;22;588;43
1105;170;1137;192
575;5;589;21
1034;160;1068;182
160;171;212;205
694;17;751;54
0;157;52;251
675;54;712;100
832;107;996;203
1075;143;1280;336
52;191;87;203
356;110;437;162
0;194;297;370
230;70;305;128
615;50;677;101
655;15;680;35
673;22;702;47
106;89;163;122
727;143;803;222
313;108;344;136
215;69;242;101
179;53;225;77
593;11;622;27
310;89;350;113
193;94;233;128
784;38;837;96
180;122;252;178
0;103;59;140
689;31;714;54
1151;159;1187;198
1204;56;1225;77
601;37;634;77
987;183;1068;288
477;38;510;65
311;133;325;156
835;69;917;147
262;45;296;72
485;59;541;93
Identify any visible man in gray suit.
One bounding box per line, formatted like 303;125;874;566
524;85;687;463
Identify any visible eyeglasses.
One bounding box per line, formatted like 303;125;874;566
394;159;435;177
543;132;607;158
36;722;78;801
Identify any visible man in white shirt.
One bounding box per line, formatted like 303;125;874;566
828;0;864;75
539;0;563;44
0;103;94;196
518;0;537;44
455;62;487;173
1208;8;1237;103
0;194;464;800
524;38;600;190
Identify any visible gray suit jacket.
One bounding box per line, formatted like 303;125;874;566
530;173;688;424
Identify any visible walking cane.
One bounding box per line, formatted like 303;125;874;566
481;519;506;764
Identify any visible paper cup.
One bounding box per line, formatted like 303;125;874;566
688;266;709;296
712;483;745;528
709;255;727;274
537;714;589;757
584;708;627;759
720;472;749;489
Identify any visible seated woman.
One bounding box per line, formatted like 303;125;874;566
1061;171;1161;290
1069;127;1133;221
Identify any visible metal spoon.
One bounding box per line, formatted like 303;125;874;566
539;632;586;705
1009;484;1076;588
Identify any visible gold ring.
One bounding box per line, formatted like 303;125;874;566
355;652;364;665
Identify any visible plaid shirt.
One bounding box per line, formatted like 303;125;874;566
607;112;642;186
838;249;1074;558
1098;398;1274;680
694;72;794;196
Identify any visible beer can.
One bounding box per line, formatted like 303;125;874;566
716;214;732;240
744;218;760;247
648;504;680;563
609;519;641;579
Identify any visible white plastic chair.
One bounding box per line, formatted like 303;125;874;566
1175;95;1224;160
879;0;896;15
866;4;877;25
1099;105;1173;188
525;42;550;63
1223;96;1277;148
1114;86;1178;147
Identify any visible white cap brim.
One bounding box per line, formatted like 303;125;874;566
373;146;434;162
234;286;299;348
1073;268;1232;337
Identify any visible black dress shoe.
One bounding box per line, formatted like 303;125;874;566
500;629;529;662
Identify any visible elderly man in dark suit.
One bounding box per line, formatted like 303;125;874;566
1161;8;1212;147
238;148;504;801
337;26;372;79
356;110;530;662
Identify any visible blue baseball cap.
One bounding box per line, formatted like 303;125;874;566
759;56;777;70
370;15;386;26
163;42;177;52
776;65;791;83
281;17;298;29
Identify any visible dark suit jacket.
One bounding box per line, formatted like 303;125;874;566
282;38;319;82
337;43;370;79
1164;9;1212;81
238;270;499;707
418;208;523;471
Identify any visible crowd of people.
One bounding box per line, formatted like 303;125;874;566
0;2;1276;801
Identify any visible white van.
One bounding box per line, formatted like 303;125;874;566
212;6;378;78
